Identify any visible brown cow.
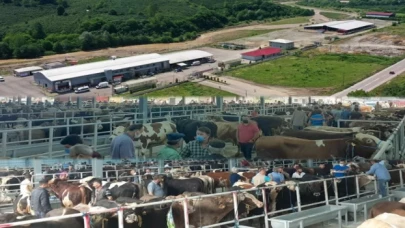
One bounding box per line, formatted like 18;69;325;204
369;201;405;218
170;192;263;228
204;172;254;189
48;178;92;208
214;121;238;145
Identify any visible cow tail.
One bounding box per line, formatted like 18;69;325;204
79;186;86;204
369;208;374;218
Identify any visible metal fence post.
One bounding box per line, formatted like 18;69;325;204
2;132;7;157
262;188;270;228
232;191;240;226
295;184;301;212
182;197;190;228
93;122;98;151
400;170;404;188
355;175;360;198
117;208;124;228
48;126;54;157
323;180;329;205
83;213;91;228
334;179;339;205
28;120;32;145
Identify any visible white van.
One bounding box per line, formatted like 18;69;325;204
74;86;90;93
96;81;109;89
191;61;201;66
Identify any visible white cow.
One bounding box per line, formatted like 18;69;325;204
358;212;405;228
109;121;177;158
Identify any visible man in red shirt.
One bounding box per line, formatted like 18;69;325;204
237;115;260;160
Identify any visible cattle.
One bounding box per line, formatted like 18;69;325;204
358;212;405;228
159;175;206;196
109;121;176;157
369;201;405;218
281;129;354;140
48;178;92;208
80;176;140;200
174;119;218;143
14;194;32;215
169;191;263;228
214;121;238;145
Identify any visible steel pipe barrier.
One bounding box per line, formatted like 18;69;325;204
0;172;397;228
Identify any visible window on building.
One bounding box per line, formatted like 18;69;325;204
45;84;48;88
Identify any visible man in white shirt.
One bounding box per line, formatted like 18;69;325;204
292;167;306;178
20;173;33;196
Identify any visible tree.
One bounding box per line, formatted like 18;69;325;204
52;42;63;53
14;44;43;58
57;5;65;16
30;22;46;39
109;9;117;15
146;3;158;17
0;42;13;59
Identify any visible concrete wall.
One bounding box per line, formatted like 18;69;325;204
270;42;294;50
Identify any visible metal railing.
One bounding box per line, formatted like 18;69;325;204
1;171;395;228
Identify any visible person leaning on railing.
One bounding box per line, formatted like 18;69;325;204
365;160;391;197
331;160;349;178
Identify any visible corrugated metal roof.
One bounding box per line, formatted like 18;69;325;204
14;66;43;73
39;56;169;82
269;39;294;44
162;50;213;64
304;20;374;31
39;53;162;79
241;47;282;57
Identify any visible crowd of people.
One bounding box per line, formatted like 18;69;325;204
290;102;366;130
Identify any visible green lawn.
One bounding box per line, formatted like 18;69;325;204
378;23;405;37
228;52;400;94
320;12;350;20
267;17;311;25
121;82;238;97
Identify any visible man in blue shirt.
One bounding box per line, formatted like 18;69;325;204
340;107;351;128
229;167;243;186
147;175;165;197
268;167;285;184
366;160;391;197
110;124;143;159
332;160;349;178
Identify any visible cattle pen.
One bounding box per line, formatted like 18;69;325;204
2;159;405;228
0;102;300;159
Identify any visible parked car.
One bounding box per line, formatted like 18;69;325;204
147;72;155;76
208;59;216;63
390;71;395;74
0;76;4;82
191;61;201;66
174;68;182;72
96;81;109;89
74;86;90;93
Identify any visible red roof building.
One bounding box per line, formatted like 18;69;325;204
241;47;282;61
366;12;395;18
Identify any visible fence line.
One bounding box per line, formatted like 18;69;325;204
1;169;403;227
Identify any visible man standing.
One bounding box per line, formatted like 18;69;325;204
340;107;351;128
268;167;285;184
237;115;260;160
331;106;342;127
110;124;144;159
308;107;325;126
291;107;308;130
251;168;271;186
129;169;139;184
331;160;349;178
292;167;306;178
366;160;391;197
31;179;52;218
147;175;165;197
20;173;33;196
91;179;107;205
157;133;185;160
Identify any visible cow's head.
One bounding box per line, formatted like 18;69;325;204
355;133;392;151
240;192;264;208
109;126;126;141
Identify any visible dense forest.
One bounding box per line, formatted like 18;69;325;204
298;0;405;12
0;0;313;59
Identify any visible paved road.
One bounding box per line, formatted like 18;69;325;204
333;58;405;98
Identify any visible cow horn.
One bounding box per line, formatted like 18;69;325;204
218;204;225;209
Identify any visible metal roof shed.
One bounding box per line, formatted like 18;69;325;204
14;66;43;73
162;50;213;64
269;39;294;44
38;53;163;80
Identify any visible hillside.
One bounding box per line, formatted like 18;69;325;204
0;0;314;59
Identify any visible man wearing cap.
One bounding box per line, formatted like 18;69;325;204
157;133;184;160
110;124;144;159
203;139;227;159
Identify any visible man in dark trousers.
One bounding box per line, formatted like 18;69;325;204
31;179;52;218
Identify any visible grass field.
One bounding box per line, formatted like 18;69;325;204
124;82;238;97
378;23;405;37
320;12;350;20
228;51;400;94
267;17;311;25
